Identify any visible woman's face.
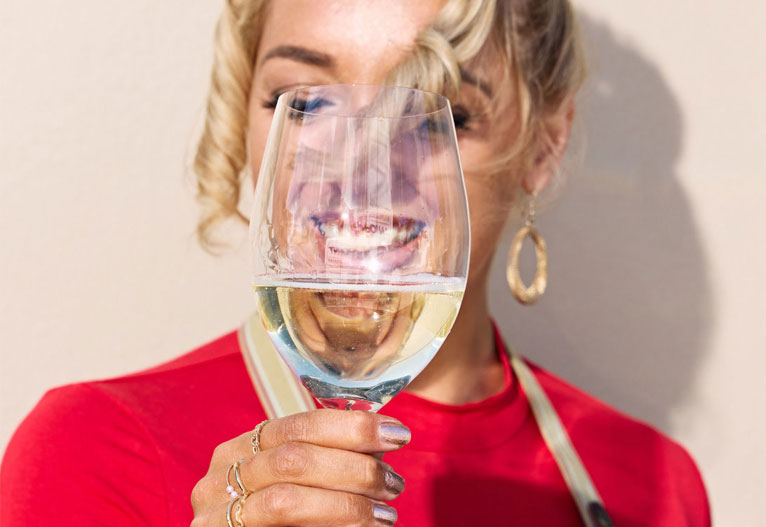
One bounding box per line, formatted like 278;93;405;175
248;0;521;286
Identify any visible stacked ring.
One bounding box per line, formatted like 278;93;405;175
225;463;240;499
235;493;247;527
225;459;251;498
233;459;250;496
251;419;271;455
226;493;248;527
224;420;269;526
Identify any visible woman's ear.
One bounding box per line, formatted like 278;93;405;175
522;97;575;195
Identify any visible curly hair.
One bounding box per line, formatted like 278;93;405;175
193;0;585;250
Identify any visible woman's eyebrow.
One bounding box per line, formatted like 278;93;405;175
259;47;490;97
260;45;336;69
459;67;493;98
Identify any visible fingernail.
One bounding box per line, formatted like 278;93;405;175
373;502;397;525
379;422;411;446
384;469;405;496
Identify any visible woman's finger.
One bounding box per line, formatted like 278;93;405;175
240;483;398;526
240;441;405;501
257;409;411;453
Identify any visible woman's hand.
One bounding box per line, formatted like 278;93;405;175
191;409;410;526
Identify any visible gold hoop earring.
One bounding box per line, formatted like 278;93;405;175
506;199;548;305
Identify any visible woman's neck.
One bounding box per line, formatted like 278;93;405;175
404;279;506;405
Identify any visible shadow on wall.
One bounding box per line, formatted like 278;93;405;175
489;13;713;434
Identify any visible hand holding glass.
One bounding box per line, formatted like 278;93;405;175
250;85;470;412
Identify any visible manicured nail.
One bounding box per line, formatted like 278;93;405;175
379;422;411;446
384;469;405;495
373;502;397;525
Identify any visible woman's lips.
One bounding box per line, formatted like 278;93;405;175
309;213;426;272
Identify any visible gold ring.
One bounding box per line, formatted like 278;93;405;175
225;463;240;498
234;493;248;527
251;419;271;455
233;459;250;496
226;494;246;527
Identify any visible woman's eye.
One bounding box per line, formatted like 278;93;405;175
415;119;431;138
289;97;333;113
416;103;473;137
262;94;280;109
261;94;334;113
452;109;470;130
415;110;470;138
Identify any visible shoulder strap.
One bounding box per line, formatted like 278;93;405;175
508;352;614;527
239;312;612;526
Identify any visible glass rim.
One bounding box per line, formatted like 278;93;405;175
276;83;452;119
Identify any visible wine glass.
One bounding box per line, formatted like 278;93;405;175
249;84;470;412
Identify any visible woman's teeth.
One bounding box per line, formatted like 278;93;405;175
313;217;424;252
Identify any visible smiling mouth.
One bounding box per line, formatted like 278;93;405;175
309;213;426;268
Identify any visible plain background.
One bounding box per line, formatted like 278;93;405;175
1;1;764;524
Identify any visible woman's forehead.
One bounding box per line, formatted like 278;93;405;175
257;0;446;81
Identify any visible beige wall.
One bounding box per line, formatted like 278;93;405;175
2;1;764;524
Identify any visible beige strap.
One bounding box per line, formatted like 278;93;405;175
238;311;315;419
509;353;613;527
238;312;612;526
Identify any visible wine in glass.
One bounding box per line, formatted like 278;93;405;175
249;84;469;412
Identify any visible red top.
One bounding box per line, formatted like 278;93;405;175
1;328;710;526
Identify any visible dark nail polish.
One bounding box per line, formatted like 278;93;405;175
379;423;411;445
373;502;397;525
384;470;405;495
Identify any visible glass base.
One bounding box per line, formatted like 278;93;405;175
317;396;382;412
300;375;411;412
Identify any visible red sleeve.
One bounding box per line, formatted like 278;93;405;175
672;441;712;527
1;383;169;525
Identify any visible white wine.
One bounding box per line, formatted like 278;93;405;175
253;274;464;411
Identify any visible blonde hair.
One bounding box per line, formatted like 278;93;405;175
194;0;586;250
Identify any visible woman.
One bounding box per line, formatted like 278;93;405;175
1;0;710;525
